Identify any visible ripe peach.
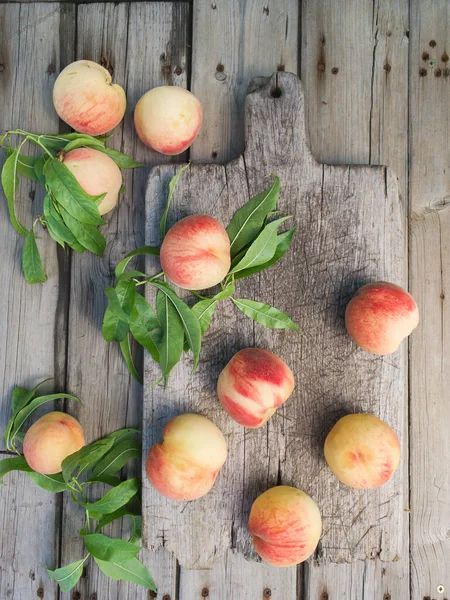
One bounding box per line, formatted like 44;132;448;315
345;281;419;355
217;348;295;428
248;486;322;567
134;86;202;155
53;60;126;135
145;414;227;501
160;215;231;290
63;147;122;215
324;414;401;489
23;411;85;475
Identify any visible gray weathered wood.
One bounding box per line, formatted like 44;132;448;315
301;1;410;596
409;1;450;598
0;5;69;599
143;73;406;579
59;3;189;598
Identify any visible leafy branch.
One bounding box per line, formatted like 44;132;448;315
0;382;155;594
103;167;299;385
0;130;142;284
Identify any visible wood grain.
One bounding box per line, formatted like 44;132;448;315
0;5;69;599
143;73;406;578
409;1;450;597
59;3;189;599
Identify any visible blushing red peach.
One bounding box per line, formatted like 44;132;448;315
160;215;231;290
145;414;227;501
248;486;322;567
53;60;126;135
134;86;202;155
324;414;401;489
23;411;85;475
345;281;419;355
63;148;122;215
217;348;295;428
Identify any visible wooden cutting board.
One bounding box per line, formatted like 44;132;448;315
142;72;407;570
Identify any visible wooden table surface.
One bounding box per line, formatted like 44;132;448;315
0;1;448;599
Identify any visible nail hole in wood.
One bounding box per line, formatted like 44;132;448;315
384;594;391;600
211;2;217;8
47;63;55;74
162;595;171;600
72;592;81;600
442;52;449;62
211;151;218;159
264;589;272;597
429;40;437;48
202;589;209;597
90;594;97;600
174;66;182;75
36;589;44;598
331;67;339;74
263;6;269;15
277;64;285;71
384;63;391;73
320;592;329;600
444;68;450;77
149;591;157;599
270;86;282;98
0;64;5;73
435;68;442;77
419;68;427;76
422;51;430;60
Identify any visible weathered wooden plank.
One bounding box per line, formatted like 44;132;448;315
409;1;450;598
59;3;189;598
301;0;410;596
144;74;406;588
0;5;71;599
190;0;300;164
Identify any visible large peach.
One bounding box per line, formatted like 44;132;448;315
145;414;227;501
345;281;419;355
217;348;295;428
23;411;85;475
53;60;126;135
134;86;202;155
160;215;231;290
248;486;322;567
324;414;400;489
63;147;122;215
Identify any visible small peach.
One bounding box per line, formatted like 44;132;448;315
345;281;419;355
134;86;202;155
63;147;122;215
217;348;295;428
160;215;231;290
324;414;401;489
145;414;227;501
53;60;126;135
248;486;322;567
23;411;85;475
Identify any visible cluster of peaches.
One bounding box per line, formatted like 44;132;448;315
22;60;420;570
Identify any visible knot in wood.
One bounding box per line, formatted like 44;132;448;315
384;63;391;73
47;63;55;74
201;588;209;597
72;592;81;600
174;66;182;76
162;595;171;600
0;64;5;73
36;589;44;598
318;62;326;72
263;588;272;597
331;67;339;74
422;51;430;60
419;68;427;76
435;68;442;77
429;39;437;48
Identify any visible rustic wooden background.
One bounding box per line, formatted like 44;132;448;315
0;1;448;599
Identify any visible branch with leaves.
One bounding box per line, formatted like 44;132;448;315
0;130;142;283
0;381;156;594
103;167;300;384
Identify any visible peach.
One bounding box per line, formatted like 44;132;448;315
145;414;227;501
63;147;122;215
324;414;401;489
217;348;295;428
345;281;419;355
53;60;126;135
134;86;202;155
160;215;231;290
248;486;322;567
23;411;85;475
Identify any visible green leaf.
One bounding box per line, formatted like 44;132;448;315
234;226;296;280
116;270;148;283
151;281;201;370
226;176;280;258
102;281;136;343
156;290;184;381
5;379;52;448
82;478;139;514
34;155;48;186
129;294;160;363
63;137;106;153
120;336;142;384
8;393;80;452
102;148;144;169
26;470;68;493
44;196;85;251
160;163;190;239
22;226;47;284
44;158;105;226
83;534;140;562
62;437;115;483
229;216;289;275
15;154;39;181
47;557;87;592
89;439;141;481
94;557;156;591
104;428;139;445
232;298;300;332
95;505;140;532
0;456;29;484
115;245;160;277
2;149;28;235
190;284;235;336
128;515;142;544
58;204;105;255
